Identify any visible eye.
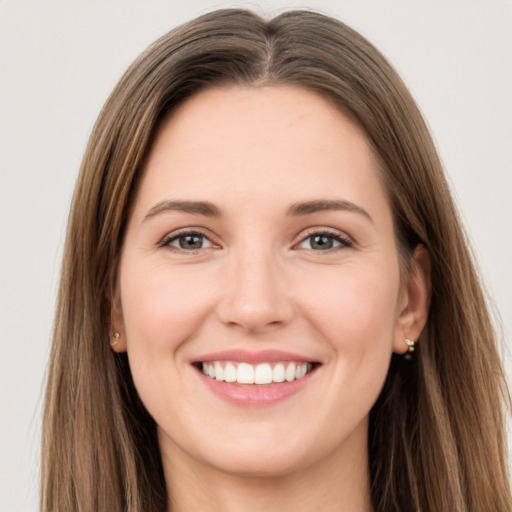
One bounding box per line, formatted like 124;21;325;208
161;231;215;251
297;231;352;251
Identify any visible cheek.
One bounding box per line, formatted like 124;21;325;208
295;262;400;427
118;260;219;418
299;262;400;338
119;260;216;357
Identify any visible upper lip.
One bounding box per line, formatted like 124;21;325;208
192;349;318;364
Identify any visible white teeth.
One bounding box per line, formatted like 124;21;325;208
214;362;224;381
237;363;255;384
272;363;285;383
285;363;296;382
200;361;313;384
224;363;237;382
254;363;273;384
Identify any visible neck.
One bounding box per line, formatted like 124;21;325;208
161;425;373;512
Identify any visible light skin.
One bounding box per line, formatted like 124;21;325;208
112;85;430;511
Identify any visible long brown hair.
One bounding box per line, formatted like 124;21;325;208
41;9;511;511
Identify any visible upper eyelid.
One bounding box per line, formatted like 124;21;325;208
299;226;348;238
160;226;349;239
159;226;353;250
297;227;353;243
161;227;217;242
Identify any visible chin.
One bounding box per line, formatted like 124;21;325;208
159;420;323;478
201;445;312;479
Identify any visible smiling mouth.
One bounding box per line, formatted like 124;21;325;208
196;361;316;385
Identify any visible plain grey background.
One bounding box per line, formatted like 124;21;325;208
1;1;511;510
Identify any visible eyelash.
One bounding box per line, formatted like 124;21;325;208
158;229;217;254
159;228;353;254
298;229;353;252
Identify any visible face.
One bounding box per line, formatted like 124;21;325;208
115;85;420;478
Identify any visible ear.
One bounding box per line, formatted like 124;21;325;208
109;285;127;353
393;244;431;354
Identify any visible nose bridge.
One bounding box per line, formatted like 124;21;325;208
218;239;293;332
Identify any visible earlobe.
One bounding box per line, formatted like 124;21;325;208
110;331;120;347
109;289;127;353
393;244;431;355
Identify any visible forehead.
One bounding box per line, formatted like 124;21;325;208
133;85;389;222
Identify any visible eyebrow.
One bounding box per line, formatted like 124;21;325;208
144;200;222;221
286;199;373;223
143;198;372;223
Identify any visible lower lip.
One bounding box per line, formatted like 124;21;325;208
197;369;315;406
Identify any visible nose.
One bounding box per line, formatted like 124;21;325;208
216;246;295;335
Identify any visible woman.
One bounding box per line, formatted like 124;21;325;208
40;8;511;512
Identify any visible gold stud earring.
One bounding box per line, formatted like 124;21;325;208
404;338;416;353
110;332;120;347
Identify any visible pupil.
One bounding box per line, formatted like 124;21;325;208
179;234;202;249
311;235;333;250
